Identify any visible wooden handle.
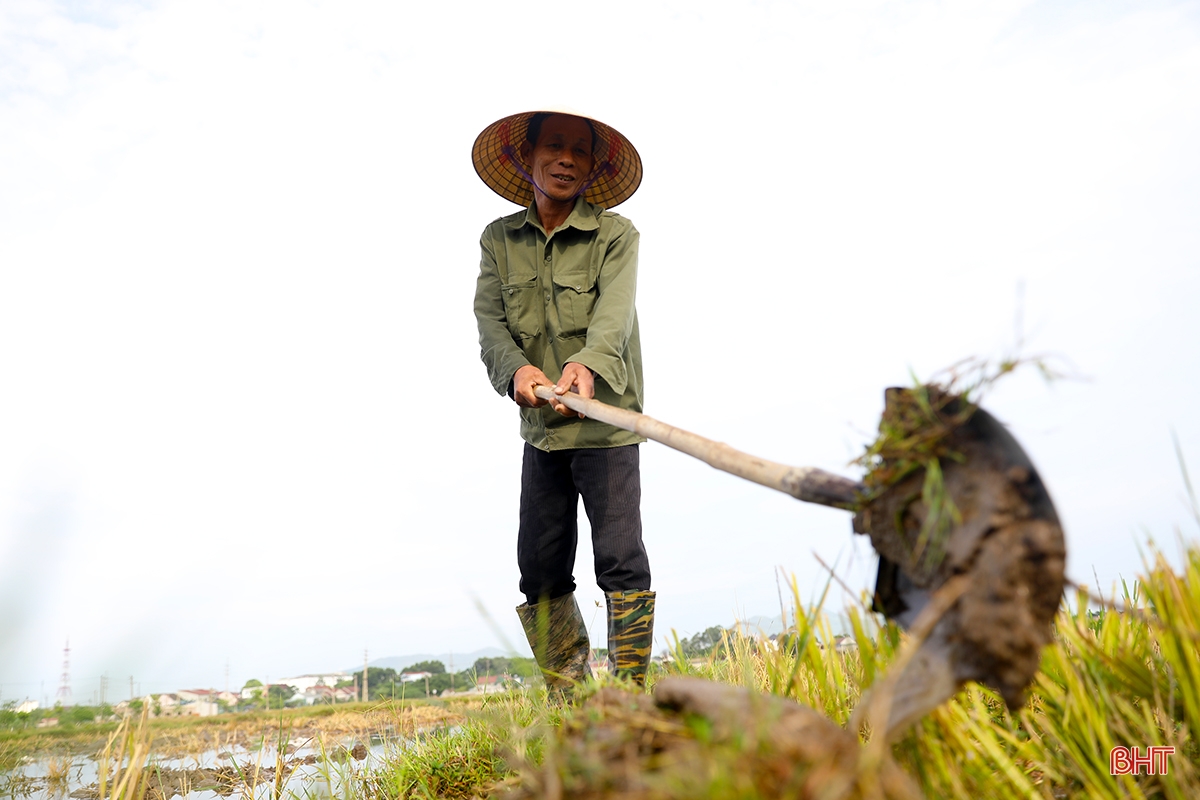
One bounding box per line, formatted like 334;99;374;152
532;385;862;509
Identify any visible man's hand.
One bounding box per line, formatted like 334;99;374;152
512;365;553;409
552;362;595;418
512;363;595;417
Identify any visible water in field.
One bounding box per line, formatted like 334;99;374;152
0;734;395;800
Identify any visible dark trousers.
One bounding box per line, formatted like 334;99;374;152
518;443;651;605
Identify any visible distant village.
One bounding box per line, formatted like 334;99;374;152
9;665;527;725
6;624;860;726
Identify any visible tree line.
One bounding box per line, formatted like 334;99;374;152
349;656;539;700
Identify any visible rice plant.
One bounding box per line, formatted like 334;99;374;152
96;709;153;800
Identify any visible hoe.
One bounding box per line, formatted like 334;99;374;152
533;382;1067;740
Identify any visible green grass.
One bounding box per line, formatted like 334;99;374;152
361;693;554;800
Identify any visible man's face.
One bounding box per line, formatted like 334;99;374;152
523;115;596;204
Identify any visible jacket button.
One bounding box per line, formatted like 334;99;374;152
508;288;514;295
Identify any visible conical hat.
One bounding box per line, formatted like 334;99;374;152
472;108;643;209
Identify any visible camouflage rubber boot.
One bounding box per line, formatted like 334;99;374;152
606;590;656;688
516;593;593;696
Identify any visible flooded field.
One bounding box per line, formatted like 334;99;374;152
1;705;463;800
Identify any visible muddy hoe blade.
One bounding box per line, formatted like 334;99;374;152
533;383;1066;738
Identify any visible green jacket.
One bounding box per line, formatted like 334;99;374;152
474;197;645;451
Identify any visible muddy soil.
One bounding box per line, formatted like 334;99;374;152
854;388;1067;709
500;679;921;800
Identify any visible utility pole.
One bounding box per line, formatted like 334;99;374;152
56;639;72;706
361;649;368;703
224;662;230;696
449;652;454;694
100;674;107;706
130;676;134;701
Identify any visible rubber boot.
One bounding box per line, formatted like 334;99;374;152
605;590;656;687
516;593;593;696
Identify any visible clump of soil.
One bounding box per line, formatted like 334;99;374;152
499;679;921;800
853;385;1066;710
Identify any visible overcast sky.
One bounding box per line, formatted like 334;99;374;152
2;0;1198;705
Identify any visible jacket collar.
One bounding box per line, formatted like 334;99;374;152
505;195;601;234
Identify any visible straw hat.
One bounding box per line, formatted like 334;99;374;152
472;108;643;209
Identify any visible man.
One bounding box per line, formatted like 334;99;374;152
472;109;655;691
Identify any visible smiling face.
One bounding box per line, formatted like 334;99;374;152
522;114;596;206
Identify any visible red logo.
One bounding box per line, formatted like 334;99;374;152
1110;746;1174;775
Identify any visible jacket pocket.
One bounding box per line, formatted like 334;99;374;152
501;278;540;340
552;269;597;339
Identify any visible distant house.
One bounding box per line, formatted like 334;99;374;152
470;675;521;695
652;652;705;668
299;685;338;705
174;689;223;716
276;673;349;693
16;699;39;714
400;671;433;683
295;684;356;705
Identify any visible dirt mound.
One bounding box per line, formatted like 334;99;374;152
499;679;921;800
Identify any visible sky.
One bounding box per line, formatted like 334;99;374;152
1;0;1198;706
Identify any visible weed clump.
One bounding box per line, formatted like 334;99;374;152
855;382;972;576
853;356;1055;577
848;359;1067;714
